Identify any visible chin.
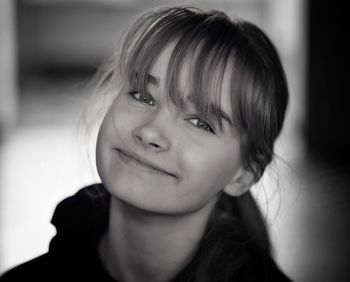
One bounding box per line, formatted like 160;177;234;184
105;178;216;217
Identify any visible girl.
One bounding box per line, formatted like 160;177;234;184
1;6;292;282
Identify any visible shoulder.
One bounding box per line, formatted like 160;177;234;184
1;184;111;282
0;251;114;282
50;183;109;239
236;250;293;282
49;183;110;252
53;183;109;216
0;254;57;281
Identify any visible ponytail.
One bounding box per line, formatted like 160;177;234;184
172;192;272;281
236;191;272;255
214;191;272;256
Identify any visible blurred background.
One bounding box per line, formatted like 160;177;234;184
0;0;349;281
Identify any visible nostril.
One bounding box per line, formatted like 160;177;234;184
135;134;160;148
149;142;160;148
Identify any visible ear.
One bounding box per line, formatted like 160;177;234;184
223;168;255;197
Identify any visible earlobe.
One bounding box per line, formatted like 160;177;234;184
223;169;255;197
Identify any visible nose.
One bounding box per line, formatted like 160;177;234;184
132;111;172;152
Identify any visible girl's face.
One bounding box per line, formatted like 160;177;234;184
96;44;245;215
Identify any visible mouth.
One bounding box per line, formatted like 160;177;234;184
115;149;178;179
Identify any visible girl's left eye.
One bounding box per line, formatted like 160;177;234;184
187;118;215;134
128;91;155;106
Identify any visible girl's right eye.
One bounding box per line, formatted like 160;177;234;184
127;90;155;106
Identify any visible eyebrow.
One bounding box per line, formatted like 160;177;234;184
216;108;233;126
146;73;159;86
207;104;234;128
184;99;234;128
133;72;159;86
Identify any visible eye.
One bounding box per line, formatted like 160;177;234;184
187;118;215;134
127;90;155;106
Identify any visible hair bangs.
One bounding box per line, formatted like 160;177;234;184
119;7;240;130
165;11;241;130
119;7;200;96
187;39;233;129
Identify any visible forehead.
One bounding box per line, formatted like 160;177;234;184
149;43;233;118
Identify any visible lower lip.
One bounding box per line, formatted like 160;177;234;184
116;149;173;178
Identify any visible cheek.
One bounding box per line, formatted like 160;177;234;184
102;99;140;144
181;143;240;190
96;100;133;175
96;115;114;182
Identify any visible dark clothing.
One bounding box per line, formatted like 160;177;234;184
0;184;293;281
0;184;113;282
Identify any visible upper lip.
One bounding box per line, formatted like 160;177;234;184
116;149;179;179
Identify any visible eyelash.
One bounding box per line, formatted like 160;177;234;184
127;90;215;134
127;90;155;106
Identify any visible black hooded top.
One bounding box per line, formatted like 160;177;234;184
0;184;292;282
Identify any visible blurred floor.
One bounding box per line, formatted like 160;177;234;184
1;76;350;282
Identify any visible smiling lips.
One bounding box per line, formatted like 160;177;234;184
116;149;178;179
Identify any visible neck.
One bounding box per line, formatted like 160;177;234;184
99;197;216;282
